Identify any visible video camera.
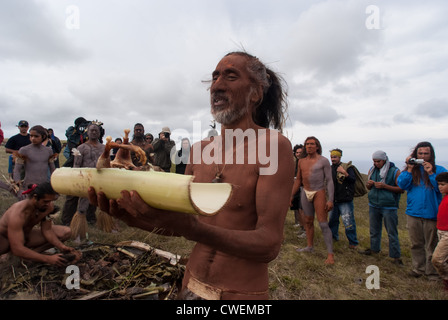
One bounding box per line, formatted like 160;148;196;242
408;158;424;165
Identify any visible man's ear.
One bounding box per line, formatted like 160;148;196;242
250;85;263;106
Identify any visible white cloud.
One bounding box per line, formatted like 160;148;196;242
1;0;448;169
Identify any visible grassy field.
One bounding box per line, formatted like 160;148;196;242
0;144;446;300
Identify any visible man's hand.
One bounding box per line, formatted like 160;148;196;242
405;156;415;172
325;201;334;213
88;187;139;227
374;181;385;189
423;161;434;175
336;166;347;176
45;254;68;267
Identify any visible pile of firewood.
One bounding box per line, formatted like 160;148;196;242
0;241;185;300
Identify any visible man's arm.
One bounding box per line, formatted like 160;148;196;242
7;215;53;264
90;135;295;263
290;160;302;200
73;146;84;168
344;167;356;184
176;135;294;262
152;138;163;151
48;154;56;174
324;158;334;203
397;170;413;191
5;138;17;154
376;169;404;193
13;156;24;183
40;219;71;252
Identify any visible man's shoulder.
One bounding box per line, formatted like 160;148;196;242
4;201;27;221
8;133;21;140
6;133;27;145
76;142;91;153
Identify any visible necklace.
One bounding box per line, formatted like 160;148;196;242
212;135;227;183
212;163;226;183
210;133;246;183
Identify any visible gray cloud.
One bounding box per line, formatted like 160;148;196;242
290;102;344;125
282;0;383;82
393;113;415;124
415;98;448;119
1;0;448;165
0;0;86;63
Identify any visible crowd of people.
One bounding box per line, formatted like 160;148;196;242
290;138;448;289
1;51;448;299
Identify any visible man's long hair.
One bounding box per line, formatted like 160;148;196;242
300;136;322;158
224;52;288;132
410;141;436;188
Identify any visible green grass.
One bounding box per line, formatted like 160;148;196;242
0;145;446;300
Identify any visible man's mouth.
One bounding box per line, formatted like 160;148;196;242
211;93;228;109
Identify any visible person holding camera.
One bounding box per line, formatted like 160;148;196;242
152;127;175;172
397;141;447;279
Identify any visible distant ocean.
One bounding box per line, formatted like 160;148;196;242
350;160;448;175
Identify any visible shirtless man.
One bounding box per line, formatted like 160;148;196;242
0;182;78;266
130;123;153;166
61;123;105;226
88;52;294;300
14;125;56;199
290;136;335;264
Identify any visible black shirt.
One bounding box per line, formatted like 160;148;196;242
5;133;31;151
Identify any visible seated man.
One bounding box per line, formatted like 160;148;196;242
0;182;80;266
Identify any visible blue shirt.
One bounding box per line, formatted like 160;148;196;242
397;165;447;220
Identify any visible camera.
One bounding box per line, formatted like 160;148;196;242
164;132;170;139
408;158;424;165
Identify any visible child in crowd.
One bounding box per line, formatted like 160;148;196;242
432;172;448;290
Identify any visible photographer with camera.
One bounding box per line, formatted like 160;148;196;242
152;127;176;172
397;141;447;279
63;117;91;168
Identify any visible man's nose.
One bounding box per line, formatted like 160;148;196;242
211;77;225;93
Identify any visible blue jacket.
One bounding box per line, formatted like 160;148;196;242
397;165;447;220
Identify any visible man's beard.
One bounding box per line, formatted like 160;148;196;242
133;134;145;141
212;104;248;126
210;89;252;126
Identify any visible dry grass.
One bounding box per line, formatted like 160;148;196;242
0;145;447;300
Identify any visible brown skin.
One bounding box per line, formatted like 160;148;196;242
88;54;294;299
290;138;334;264
0;194;77;266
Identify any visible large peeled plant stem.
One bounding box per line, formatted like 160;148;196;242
51;168;232;216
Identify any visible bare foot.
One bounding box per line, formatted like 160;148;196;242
325;253;334;265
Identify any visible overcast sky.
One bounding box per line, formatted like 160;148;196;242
1;0;447;172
